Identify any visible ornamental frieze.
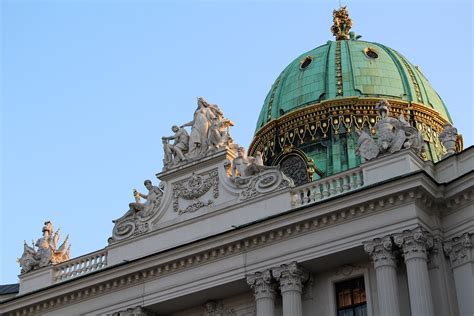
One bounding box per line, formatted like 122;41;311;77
172;169;219;215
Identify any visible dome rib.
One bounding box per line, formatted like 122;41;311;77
344;40;359;96
377;44;412;100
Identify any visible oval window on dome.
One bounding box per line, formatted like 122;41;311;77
299;56;313;70
363;47;379;59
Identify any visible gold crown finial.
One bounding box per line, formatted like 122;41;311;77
330;6;352;40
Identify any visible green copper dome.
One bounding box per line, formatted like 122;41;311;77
255;40;452;131
249;8;456;185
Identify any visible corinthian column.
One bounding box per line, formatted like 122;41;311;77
272;262;309;316
393;227;434;316
363;236;400;316
443;232;474;316
246;269;276;316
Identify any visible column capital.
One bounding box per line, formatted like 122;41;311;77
393;227;433;261
112;306;154;316
363;236;397;268
272;261;309;293
443;232;473;268
246;269;276;300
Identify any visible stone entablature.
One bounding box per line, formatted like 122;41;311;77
4;180;472;315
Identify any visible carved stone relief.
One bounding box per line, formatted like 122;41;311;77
172;169;219;215
443;232;473;268
239;170;293;201
203;300;236;316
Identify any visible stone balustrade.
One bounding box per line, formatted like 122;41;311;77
291;168;364;207
54;249;108;283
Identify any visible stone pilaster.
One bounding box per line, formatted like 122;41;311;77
443;232;472;268
363;236;401;316
272;261;309;316
246;269;276;316
443;232;474;316
393;227;434;316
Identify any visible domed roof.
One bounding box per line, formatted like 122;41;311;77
249;7;458;184
255;39;452;132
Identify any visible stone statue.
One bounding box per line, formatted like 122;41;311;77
374;100;406;154
17;221;70;273
162;125;189;168
161;97;235;171
439;123;458;157
226;146;294;200
113;180;163;223
208;112;234;152
356;100;425;161
181;97;217;157
355;130;379;161
231;147;271;184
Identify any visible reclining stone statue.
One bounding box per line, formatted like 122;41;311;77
113;180;163;223
230;147;274;185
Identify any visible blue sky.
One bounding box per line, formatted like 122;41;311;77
1;0;472;284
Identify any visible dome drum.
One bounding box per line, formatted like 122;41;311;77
249;97;458;181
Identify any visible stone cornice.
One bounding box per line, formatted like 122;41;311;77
1;179;466;315
443;232;473;268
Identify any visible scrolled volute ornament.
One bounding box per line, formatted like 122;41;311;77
443;232;473;268
246;270;276;300
363;236;396;268
228;146;294;201
393;227;433;261
272;261;309;293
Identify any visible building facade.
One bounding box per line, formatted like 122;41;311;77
1;6;473;316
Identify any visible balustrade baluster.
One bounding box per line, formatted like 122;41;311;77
342;175;350;191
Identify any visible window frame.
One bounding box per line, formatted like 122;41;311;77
326;265;373;316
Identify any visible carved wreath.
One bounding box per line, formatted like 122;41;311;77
172;169;219;214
